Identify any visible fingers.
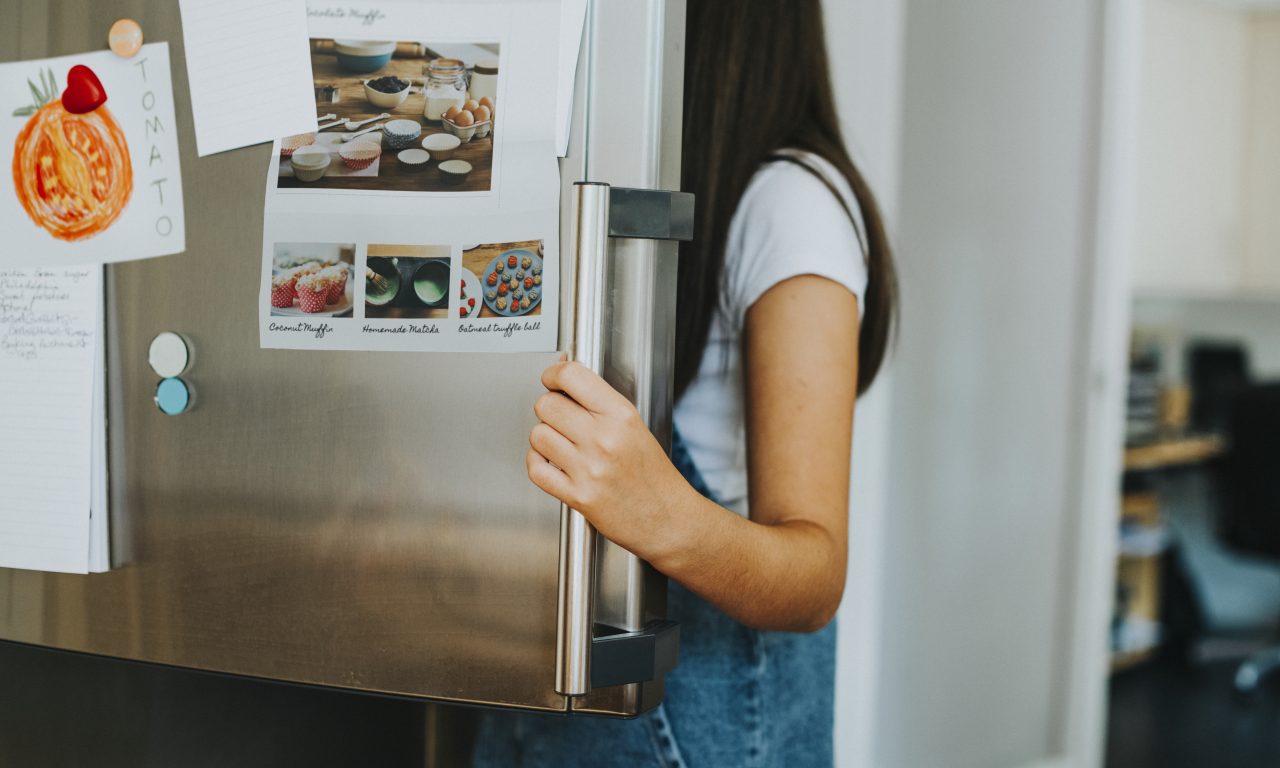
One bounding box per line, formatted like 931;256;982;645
541;361;625;415
529;422;578;474
533;391;594;443
527;448;574;503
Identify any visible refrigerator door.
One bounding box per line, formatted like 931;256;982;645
0;0;684;717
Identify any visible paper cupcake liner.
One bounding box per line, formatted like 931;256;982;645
326;276;348;305
298;288;329;314
271;282;296;309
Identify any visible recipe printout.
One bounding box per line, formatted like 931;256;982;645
0;45;185;267
258;0;561;354
0;267;101;574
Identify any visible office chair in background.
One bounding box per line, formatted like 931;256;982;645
1219;382;1280;693
1189;342;1251;434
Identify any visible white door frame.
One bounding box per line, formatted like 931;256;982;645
1057;0;1143;766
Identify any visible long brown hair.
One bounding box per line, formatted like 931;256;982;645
676;0;898;400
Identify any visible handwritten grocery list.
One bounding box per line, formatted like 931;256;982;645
0;267;99;573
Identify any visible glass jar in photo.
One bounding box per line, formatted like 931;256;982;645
424;58;469;121
470;59;499;106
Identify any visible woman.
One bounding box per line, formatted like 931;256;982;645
474;0;896;764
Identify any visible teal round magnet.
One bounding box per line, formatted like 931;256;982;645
155;377;192;416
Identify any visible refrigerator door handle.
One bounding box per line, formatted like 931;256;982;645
556;183;695;697
556;182;611;697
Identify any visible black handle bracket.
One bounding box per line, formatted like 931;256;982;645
607;188;695;242
590;620;681;689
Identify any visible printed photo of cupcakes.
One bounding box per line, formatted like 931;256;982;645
270;243;356;320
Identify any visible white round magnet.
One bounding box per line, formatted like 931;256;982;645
148;332;190;378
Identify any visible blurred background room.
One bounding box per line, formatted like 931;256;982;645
1;1;1276;767
826;0;1280;766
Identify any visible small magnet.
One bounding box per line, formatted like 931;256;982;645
109;19;144;58
155;377;192;416
148;332;190;378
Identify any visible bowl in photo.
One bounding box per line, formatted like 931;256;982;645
289;145;332;182
397;148;430;171
365;258;401;306
339;140;382;170
412;260;451;307
438;159;472;186
441;115;478;143
334;39;396;73
382;119;423;149
363;77;411;108
280;132;316;158
421;133;461;160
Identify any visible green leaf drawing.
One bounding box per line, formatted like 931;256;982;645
13;67;59;118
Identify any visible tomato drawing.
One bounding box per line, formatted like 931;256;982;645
11;65;133;242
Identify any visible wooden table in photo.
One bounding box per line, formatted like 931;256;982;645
462;241;545;319
278;53;493;193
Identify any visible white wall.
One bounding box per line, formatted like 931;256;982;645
1133;0;1250;295
1242;14;1280;289
872;1;1114;766
1133;0;1280;298
822;2;905;767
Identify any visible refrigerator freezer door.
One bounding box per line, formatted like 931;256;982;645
0;0;685;717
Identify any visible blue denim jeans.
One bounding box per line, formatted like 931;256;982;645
472;429;836;767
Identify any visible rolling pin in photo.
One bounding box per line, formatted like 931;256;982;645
311;40;427;58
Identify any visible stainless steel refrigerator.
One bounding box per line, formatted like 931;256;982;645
0;0;687;731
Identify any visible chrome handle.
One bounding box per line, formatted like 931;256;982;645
556;181;611;696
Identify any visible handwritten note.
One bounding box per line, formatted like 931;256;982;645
179;0;317;156
0;267;100;574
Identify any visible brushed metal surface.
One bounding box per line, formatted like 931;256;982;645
0;0;683;718
0;0;566;713
555;183;610;696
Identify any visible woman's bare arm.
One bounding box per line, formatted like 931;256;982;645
527;274;859;632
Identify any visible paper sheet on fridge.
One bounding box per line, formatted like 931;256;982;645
257;0;562;355
179;0;318;156
0;45;185;268
556;0;588;156
0;266;102;574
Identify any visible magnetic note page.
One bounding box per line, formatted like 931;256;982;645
179;0;318;156
0;44;185;267
0;267;99;574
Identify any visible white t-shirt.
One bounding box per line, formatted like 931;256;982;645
671;151;869;517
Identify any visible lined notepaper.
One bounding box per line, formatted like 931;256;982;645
0;267;100;574
179;0;317;156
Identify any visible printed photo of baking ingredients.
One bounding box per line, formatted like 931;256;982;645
462;240;545;319
270;243;356;317
276;39;498;193
365;244;454;319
